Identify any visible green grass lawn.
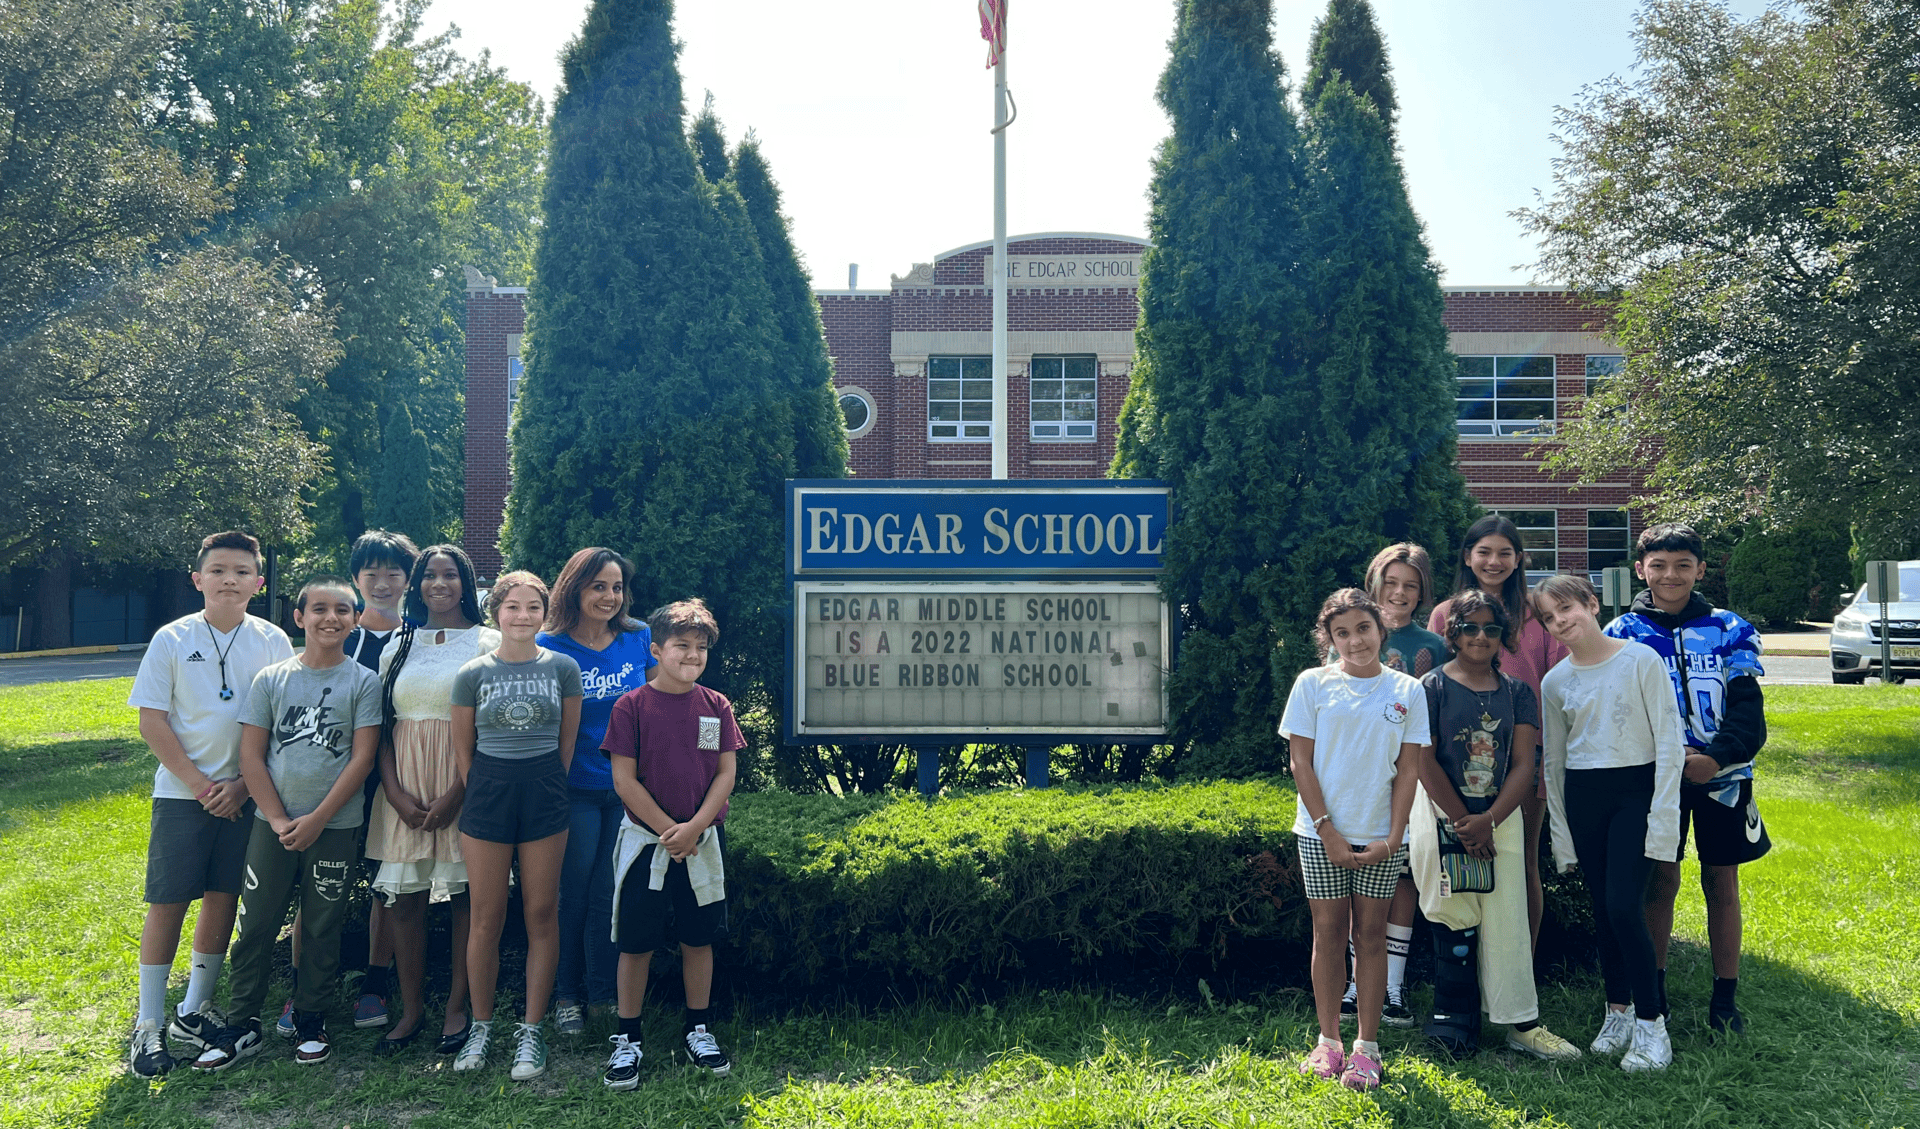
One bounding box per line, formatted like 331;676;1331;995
2;680;1916;1128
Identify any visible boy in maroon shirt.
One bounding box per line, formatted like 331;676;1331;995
599;598;741;1088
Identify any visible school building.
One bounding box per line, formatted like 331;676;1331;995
460;233;1640;580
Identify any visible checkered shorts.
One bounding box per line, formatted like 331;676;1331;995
1295;834;1409;901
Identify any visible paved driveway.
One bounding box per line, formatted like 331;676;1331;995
0;652;146;688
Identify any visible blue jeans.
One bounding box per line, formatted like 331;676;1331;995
556;787;622;1005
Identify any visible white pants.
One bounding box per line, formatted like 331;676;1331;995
1408;781;1540;1025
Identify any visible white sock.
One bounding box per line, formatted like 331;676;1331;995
1353;1038;1381;1058
1385;924;1413;995
137;964;171;1028
179;950;223;1015
1317;1033;1341;1049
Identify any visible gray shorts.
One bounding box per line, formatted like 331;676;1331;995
1296;834;1409;901
145;798;253;904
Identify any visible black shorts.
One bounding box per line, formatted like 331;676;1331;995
617;828;728;953
458;751;569;844
1676;778;1771;866
145;798;254;904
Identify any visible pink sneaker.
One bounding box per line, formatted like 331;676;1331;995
1300;1041;1344;1079
1340;1048;1383;1090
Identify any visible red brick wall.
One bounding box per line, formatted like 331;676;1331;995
462;290;524;578
464;274;1647;574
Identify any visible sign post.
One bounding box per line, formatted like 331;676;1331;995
1601;566;1633;620
1865;560;1897;684
786;480;1171;794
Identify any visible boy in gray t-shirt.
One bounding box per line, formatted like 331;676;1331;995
190;578;382;1072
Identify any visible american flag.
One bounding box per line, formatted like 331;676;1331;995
979;0;1006;68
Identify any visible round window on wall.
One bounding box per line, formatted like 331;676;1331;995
837;387;876;439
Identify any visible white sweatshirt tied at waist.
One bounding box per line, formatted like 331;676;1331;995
609;816;726;942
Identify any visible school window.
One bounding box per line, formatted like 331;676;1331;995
927;355;992;441
1584;354;1625;398
1029;355;1097;440
838;386;876;440
1492;508;1558;572
1587;509;1631;572
1456;355;1556;437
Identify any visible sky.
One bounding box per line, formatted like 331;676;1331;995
425;0;1768;290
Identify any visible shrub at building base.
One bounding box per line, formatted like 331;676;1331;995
1728;521;1852;626
717;781;1596;991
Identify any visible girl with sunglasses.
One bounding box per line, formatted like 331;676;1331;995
1409;590;1580;1062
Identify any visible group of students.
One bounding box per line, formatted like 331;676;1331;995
1282;516;1769;1091
127;530;742;1090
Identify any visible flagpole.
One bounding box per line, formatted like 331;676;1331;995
991;49;1009;480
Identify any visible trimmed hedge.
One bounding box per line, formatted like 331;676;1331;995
722;781;1308;987
717;781;1599;990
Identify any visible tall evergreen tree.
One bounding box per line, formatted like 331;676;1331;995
732;136;851;480
502;0;802;715
373;402;436;543
1297;1;1475;585
1112;0;1316;777
1301;0;1397;129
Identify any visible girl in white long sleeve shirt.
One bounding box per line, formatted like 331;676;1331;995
1535;575;1685;1074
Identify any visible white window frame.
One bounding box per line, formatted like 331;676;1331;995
1028;354;1098;441
1492;508;1559;573
927;355;993;442
1456;355;1557;437
837;386;877;440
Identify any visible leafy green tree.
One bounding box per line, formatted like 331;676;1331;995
1111;0;1315;777
0;245;336;642
0;0;333;646
0;0;219;343
1302;0;1397;129
1520;0;1919;551
732;137;851;481
503;0;802;723
155;0;546;555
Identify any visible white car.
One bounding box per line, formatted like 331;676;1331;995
1829;560;1920;684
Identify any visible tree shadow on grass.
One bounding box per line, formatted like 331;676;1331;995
0;737;150;833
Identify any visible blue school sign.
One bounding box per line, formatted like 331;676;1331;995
789;481;1169;576
784;481;1173;769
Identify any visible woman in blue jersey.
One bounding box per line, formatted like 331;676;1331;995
538;548;656;1035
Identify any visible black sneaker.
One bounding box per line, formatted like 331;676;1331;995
1382;987;1415;1028
683;1024;730;1076
1339;983;1358;1021
191;1019;262;1072
167;1001;226;1052
129;1021;173;1078
292;1011;330;1065
1708;1001;1746;1035
603;1033;642;1090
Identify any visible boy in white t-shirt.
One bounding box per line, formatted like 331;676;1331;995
125;531;294;1079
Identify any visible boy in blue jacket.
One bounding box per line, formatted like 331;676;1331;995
1603;524;1769;1033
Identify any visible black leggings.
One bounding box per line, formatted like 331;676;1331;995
1564;763;1661;1017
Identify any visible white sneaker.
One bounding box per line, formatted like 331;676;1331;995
453;1019;492;1071
509;1021;547;1081
1621;1014;1672;1072
1590;1005;1635;1055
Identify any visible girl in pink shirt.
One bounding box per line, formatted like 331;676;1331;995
1428;515;1568;948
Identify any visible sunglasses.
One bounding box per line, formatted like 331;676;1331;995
1452;621;1506;640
